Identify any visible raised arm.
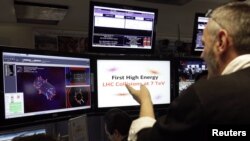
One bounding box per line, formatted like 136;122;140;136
125;84;155;118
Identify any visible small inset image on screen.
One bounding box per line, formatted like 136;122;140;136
66;87;90;107
65;67;90;85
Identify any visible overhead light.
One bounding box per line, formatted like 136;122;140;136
14;0;69;25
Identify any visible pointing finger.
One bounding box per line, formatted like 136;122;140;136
125;84;138;95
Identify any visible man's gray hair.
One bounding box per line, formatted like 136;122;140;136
210;2;250;54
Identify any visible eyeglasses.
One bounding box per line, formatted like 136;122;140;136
205;9;213;17
205;9;226;30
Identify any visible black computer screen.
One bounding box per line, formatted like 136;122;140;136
0;47;92;127
191;13;209;55
88;1;158;54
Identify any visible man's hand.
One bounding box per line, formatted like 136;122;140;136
125;84;152;104
125;84;155;118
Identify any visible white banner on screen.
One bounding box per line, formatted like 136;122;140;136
97;60;171;108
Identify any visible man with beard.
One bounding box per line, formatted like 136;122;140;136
125;2;250;141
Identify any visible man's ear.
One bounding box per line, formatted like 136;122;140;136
216;29;230;54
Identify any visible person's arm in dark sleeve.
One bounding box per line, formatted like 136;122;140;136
135;86;206;141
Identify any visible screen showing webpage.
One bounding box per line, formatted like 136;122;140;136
2;52;91;119
92;5;156;49
194;16;209;52
97;59;171;108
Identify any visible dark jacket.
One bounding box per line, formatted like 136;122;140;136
136;67;250;141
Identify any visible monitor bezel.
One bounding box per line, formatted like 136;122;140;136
88;1;158;54
0;46;94;128
92;54;175;113
191;13;208;56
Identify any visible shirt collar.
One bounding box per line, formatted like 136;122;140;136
222;54;250;75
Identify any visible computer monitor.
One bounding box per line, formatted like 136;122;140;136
0;128;46;141
177;57;207;95
0;47;92;127
191;13;209;55
94;55;173;110
88;1;158;54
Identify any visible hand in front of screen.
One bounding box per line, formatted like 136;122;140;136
125;84;152;105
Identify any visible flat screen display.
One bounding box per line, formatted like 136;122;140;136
192;13;209;55
178;57;207;94
1;49;91;120
0;128;46;141
88;1;158;54
96;58;171;108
